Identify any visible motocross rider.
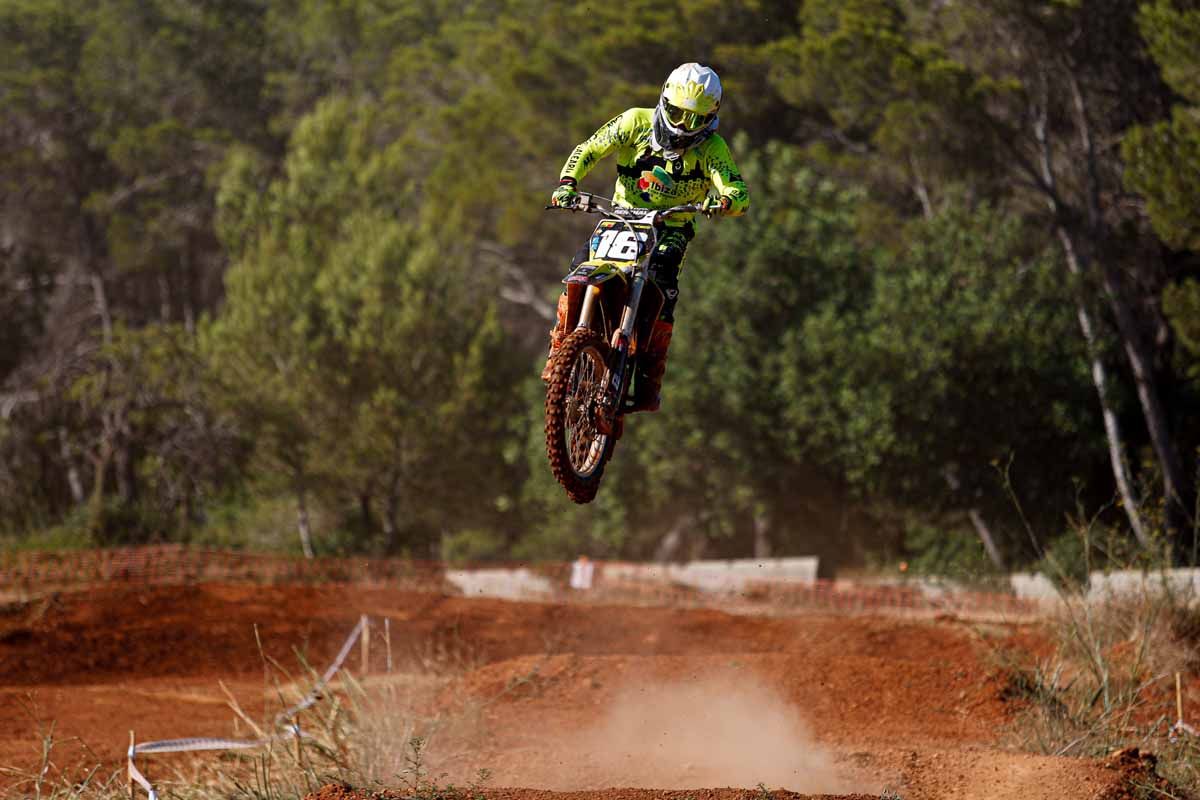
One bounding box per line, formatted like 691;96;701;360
544;62;750;413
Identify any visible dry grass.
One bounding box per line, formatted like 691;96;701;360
1;624;488;800
1002;582;1200;797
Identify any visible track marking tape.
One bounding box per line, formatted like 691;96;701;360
127;617;367;799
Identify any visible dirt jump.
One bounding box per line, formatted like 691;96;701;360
0;580;1175;799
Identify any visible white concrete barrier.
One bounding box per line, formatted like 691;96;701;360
1086;568;1200;603
442;561;1195;607
1010;571;1060;601
604;557;820;593
442;559;821;602
445;567;555;600
1005;568;1200;604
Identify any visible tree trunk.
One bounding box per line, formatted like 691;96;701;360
381;503;397;551
1065;70;1192;551
158;272;171;323
909;154;934;220
753;509;772;559
942;466;1006;569
295;486;314;559
1032;101;1152;549
114;440;134;505
655;516;689;563
183;233;196;334
382;475;401;553
1058;233;1152;549
87;436;114;536
59;428;85;505
90;272;113;346
967;509;1006;571
359;493;373;532
1098;254;1192;526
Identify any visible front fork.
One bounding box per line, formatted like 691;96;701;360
607;271;645;398
574;273;646;435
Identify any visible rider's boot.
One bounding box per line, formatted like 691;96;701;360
626;321;673;413
540;292;569;383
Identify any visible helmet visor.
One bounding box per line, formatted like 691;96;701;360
662;100;714;131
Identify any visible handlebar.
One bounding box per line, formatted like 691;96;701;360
545;192;710;221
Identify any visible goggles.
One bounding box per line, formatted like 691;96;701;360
662;99;715;131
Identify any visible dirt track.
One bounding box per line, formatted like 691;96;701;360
0;582;1167;799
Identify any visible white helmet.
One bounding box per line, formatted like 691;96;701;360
652;63;722;153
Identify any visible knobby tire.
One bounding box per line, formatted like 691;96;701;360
545;328;616;504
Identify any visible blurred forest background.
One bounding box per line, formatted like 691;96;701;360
2;0;1199;576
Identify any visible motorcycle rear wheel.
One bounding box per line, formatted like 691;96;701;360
545;328;616;504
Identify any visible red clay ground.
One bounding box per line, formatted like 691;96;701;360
0;582;1178;799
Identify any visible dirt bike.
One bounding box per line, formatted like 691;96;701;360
543;192;706;504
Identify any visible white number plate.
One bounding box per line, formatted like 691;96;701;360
592;229;648;261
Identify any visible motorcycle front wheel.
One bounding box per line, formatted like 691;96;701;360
544;328;616;504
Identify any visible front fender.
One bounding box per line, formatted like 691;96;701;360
563;261;630;287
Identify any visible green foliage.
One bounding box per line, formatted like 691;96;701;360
785;202;1097;533
189;493;318;553
3;0;1199;569
1;509;100;552
1164;279;1200;380
515;379;643;560
1138;0;1200;103
901;519;997;580
209;95;524;555
767;0;1010;218
636;140;871;531
1123;2;1200;251
68;323;244;542
1123;108;1200;251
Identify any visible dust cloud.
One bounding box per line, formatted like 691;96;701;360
508;671;868;793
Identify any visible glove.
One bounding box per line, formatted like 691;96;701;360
702;194;732;216
551;178;579;208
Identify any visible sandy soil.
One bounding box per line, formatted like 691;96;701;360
0;582;1173;799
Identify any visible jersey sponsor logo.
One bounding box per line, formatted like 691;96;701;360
564;147;583;173
637;165;675;193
